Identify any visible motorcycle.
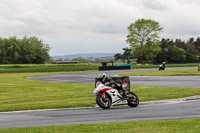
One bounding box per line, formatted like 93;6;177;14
159;64;165;70
93;82;139;109
159;62;166;70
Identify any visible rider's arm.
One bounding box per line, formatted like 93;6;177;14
104;78;115;86
105;78;122;88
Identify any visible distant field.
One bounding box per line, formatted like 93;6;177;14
0;63;199;73
0;63;99;73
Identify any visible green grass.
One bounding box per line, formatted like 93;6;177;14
0;64;100;68
130;63;199;69
120;69;200;76
1;72;200;112
0;119;200;133
0;64;99;73
0;72;95;111
133;85;200;101
160;63;199;68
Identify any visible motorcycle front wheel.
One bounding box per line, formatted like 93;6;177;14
127;92;139;107
96;95;111;109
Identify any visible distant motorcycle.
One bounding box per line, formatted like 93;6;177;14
159;64;165;70
93;82;139;109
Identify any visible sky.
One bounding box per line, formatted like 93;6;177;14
0;0;200;56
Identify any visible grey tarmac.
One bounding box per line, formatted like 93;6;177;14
1;100;200;129
28;67;200;88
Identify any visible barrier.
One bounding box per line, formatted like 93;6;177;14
99;66;131;71
115;64;153;66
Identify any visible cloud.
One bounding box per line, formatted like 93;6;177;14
0;0;200;55
142;0;168;11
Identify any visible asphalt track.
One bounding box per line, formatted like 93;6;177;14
1;67;200;129
1;100;200;129
27;67;200;88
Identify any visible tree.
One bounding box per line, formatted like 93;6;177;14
0;37;20;64
114;47;133;64
126;19;163;63
114;53;122;62
174;38;198;63
155;38;173;63
0;36;51;64
123;47;133;63
194;37;200;61
174;39;185;50
168;45;186;63
114;53;125;63
143;38;161;62
185;41;197;62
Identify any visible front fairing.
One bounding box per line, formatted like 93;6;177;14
94;83;127;105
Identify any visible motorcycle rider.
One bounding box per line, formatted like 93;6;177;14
162;62;166;69
159;62;166;70
97;72;131;97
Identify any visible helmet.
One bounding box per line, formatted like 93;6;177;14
163;62;165;64
98;72;107;82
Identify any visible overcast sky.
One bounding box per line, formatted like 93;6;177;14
0;0;200;56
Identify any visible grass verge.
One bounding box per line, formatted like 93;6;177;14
0;118;200;133
130;63;199;69
1;72;200;112
0;64;99;73
120;69;200;76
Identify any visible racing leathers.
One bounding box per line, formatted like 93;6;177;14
100;77;130;97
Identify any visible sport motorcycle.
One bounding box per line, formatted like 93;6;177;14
93;82;139;109
159;64;165;70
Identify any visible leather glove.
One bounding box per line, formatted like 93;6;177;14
105;82;110;86
111;84;115;88
116;83;121;87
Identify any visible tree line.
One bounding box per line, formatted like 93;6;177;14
115;19;200;64
0;36;51;64
155;37;200;63
115;37;200;64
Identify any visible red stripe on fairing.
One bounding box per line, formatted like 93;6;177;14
99;93;104;97
103;88;114;91
122;83;127;86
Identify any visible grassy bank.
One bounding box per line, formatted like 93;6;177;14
120;69;200;76
1;72;200;112
0;118;200;133
0;64;99;73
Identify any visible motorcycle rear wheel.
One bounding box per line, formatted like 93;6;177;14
127;92;139;107
96;95;111;109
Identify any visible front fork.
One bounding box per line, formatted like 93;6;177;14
99;92;105;98
98;92;109;103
